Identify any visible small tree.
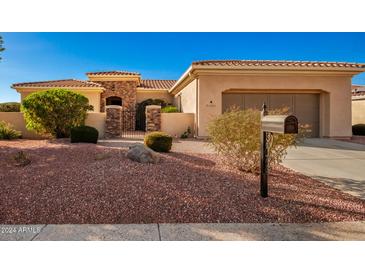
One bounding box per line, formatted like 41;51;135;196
0;35;5;61
207;107;309;173
21;89;93;138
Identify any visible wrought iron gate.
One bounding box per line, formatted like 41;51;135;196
120;108;146;138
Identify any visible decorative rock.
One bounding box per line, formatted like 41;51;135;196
126;143;160;164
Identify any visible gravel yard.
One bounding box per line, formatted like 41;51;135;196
0;140;364;224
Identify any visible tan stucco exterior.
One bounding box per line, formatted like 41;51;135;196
85;112;106;137
352;97;365;124
160;113;194;137
197;74;351;137
0;112;106;139
9;62;365;139
172;68;359;138
15;87;103;113
136;89;173;104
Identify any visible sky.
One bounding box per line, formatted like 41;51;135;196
1;32;365;102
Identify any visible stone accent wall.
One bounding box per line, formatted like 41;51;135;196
94;80;139;112
146;105;161;132
105;106;122;138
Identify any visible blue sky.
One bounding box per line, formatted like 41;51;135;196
1;32;365;102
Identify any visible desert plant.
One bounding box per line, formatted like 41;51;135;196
13;151;31;166
0;102;21;112
21;89;93;138
144;131;173;152
207;107;308;173
161;106;179;113
180;126;192;139
71;125;98;143
0;121;21;139
352;124;365;136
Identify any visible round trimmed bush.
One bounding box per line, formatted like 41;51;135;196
21;89;93;138
352;124;365;136
144;131;172;152
71;126;98;144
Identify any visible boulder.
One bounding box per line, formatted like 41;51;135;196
126;143;160;164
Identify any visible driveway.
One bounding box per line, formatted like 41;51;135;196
282;138;365;199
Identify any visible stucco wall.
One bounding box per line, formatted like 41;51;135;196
0;112;42;139
19;89;101;113
178;79;197;113
196;74;352;137
0;112;106;139
160;113;195;137
352;98;365;124
85;112;106;138
136;90;173;104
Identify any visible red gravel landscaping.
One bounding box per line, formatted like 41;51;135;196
0;140;364;224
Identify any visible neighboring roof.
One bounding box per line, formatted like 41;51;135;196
192;60;365;69
86;71;140;76
139;80;177;90
352;85;365;97
12;79;103;88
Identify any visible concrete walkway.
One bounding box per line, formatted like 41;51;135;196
1;222;365;241
282;138;365;199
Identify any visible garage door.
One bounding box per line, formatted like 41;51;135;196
222;93;319;137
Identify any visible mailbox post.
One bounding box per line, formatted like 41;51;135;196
260;104;269;197
260;104;298;198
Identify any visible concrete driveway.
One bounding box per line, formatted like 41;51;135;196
282;138;365;199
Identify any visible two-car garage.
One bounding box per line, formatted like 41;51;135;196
222;93;320;137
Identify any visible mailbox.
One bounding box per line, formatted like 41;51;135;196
259;104;299;198
261;115;298;134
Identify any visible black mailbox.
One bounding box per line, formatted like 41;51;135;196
261;115;298;134
259;104;299;198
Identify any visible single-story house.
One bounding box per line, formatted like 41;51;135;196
11;60;365;138
352;84;365;125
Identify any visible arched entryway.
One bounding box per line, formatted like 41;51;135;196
106;96;122;106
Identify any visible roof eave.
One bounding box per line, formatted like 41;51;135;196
169;64;365;95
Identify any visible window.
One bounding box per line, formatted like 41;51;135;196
106;96;122;106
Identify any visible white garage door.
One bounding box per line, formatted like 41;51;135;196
222;93;319;137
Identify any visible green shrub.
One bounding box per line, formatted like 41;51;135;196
71;126;98;143
144;131;173;152
0;121;21;139
161;106;179;113
352;124;365;136
0;102;21;112
21;89;93;138
207;107;308;173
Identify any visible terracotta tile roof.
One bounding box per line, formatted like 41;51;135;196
12;79;103;88
139;79;177;90
86;71;140;76
352;85;365;97
192;60;365;69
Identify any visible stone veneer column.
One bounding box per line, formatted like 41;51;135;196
145;105;161;132
95;81;138;112
105;105;122;138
